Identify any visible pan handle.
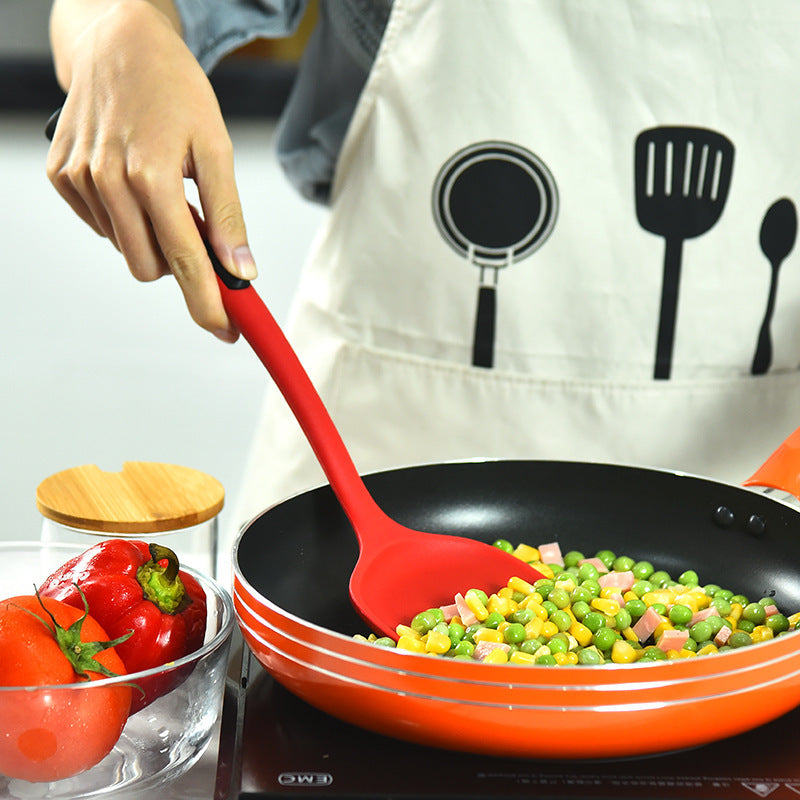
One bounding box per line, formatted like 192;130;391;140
742;426;800;499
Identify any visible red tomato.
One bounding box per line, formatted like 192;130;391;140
0;595;131;783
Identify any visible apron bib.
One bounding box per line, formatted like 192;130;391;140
231;0;800;538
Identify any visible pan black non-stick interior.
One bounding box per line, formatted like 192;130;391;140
236;460;800;634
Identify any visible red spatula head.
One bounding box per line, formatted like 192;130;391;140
349;515;546;638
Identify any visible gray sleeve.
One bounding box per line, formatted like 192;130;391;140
173;0;310;72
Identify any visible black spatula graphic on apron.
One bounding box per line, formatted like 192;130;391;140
433;141;558;368
635;126;734;379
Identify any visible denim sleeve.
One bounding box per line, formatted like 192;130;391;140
173;0;309;72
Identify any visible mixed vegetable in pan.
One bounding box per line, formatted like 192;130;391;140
357;541;800;664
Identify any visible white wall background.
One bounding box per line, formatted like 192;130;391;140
0;0;51;56
1;112;326;560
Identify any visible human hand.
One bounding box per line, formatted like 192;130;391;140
46;0;256;341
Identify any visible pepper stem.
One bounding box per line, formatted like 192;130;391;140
136;544;186;614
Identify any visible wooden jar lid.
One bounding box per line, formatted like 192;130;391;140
36;462;225;533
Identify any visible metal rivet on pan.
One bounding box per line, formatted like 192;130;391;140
746;514;767;537
712;506;735;528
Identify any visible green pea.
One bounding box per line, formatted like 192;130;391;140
679;570;699;586
650;602;668;616
374;637;396;647
463;624;482;643
563;550;585;568
571;600;591;621
639;646;667;661
649;570;672;588
571;586;594;604
730;594;749;607
504;622;527;644
668;604;693;626
706;615;725;635
580;579;601;598
767;614;790;634
577;563;599;582
737;619;755;634
578;648;603;665
592;626;618;651
484;611;505;629
411;609;442;634
492;539;514;553
615;609;632;630
613;555;636;572
631;561;654;580
743;603;766;625
452;640;475;658
536;654;558;665
759;596;777;607
511;608;534;625
542;600;558;617
712;596;732;616
631;580;653;598
535;580;554;599
519;639;541;655
690;619;713;643
448;621;465;645
595;550;616;569
550;610;573;632
548;588;571;610
715;589;734;602
624;598;647;618
583;611;606;633
682;637;698;652
728;631;753;648
703;584;721;597
511;590;526;603
547;636;569;654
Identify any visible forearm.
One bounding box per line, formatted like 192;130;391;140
50;0;182;90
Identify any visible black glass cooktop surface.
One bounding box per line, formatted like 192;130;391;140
216;646;800;800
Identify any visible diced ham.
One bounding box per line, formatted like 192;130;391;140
690;607;720;627
454;593;478;627
714;625;732;647
538;542;564;567
656;628;689;653
764;604;779;618
598;570;636;592
473;641;511;661
439;602;459;622
609;592;625;607
578;557;609;574
632;606;663;643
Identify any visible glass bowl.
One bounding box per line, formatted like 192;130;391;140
0;541;234;799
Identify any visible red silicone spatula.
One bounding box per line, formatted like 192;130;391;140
211;251;544;638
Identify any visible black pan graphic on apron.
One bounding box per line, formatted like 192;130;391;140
433;141;558;368
635;126;734;380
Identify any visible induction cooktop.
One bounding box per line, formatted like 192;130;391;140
215;644;800;800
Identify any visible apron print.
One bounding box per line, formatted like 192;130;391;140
634;126;735;380
432;141;558;368
751;197;797;375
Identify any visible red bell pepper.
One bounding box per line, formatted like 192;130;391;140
39;539;207;712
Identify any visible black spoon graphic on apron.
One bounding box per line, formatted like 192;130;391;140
751;198;797;375
635;126;734;380
433;141;558;368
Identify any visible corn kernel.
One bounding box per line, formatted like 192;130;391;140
677;648;697;658
564;651;579;665
473;627;504;644
623;591;639;603
524;600;548;621
540;620;559;639
600;586;623;599
590;598;620;616
524;617;544;639
395;625;421;639
487;594;516;617
533;645;551;659
530;561;554;579
424;630;452;654
554;576;577;593
728;603;743;623
512;544;540;562
508;576;535;595
696;643;719;656
788;611;800;628
465;589;489;621
642;590;673;607
497;621;511;634
509;650;538;665
654;621;674;640
497;586;514;600
611;640;638;664
751;625;774;643
621;626;638;642
553;652;570;666
397;635;426;653
673;594;700;612
483;648;509;664
569;621;593;647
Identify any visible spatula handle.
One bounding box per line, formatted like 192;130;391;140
654;237;683;380
211;250;379;531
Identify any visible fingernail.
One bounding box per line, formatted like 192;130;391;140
232;245;257;279
214;328;239;344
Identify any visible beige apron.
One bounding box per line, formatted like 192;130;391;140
229;0;800;554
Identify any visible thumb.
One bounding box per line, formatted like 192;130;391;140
195;148;258;282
